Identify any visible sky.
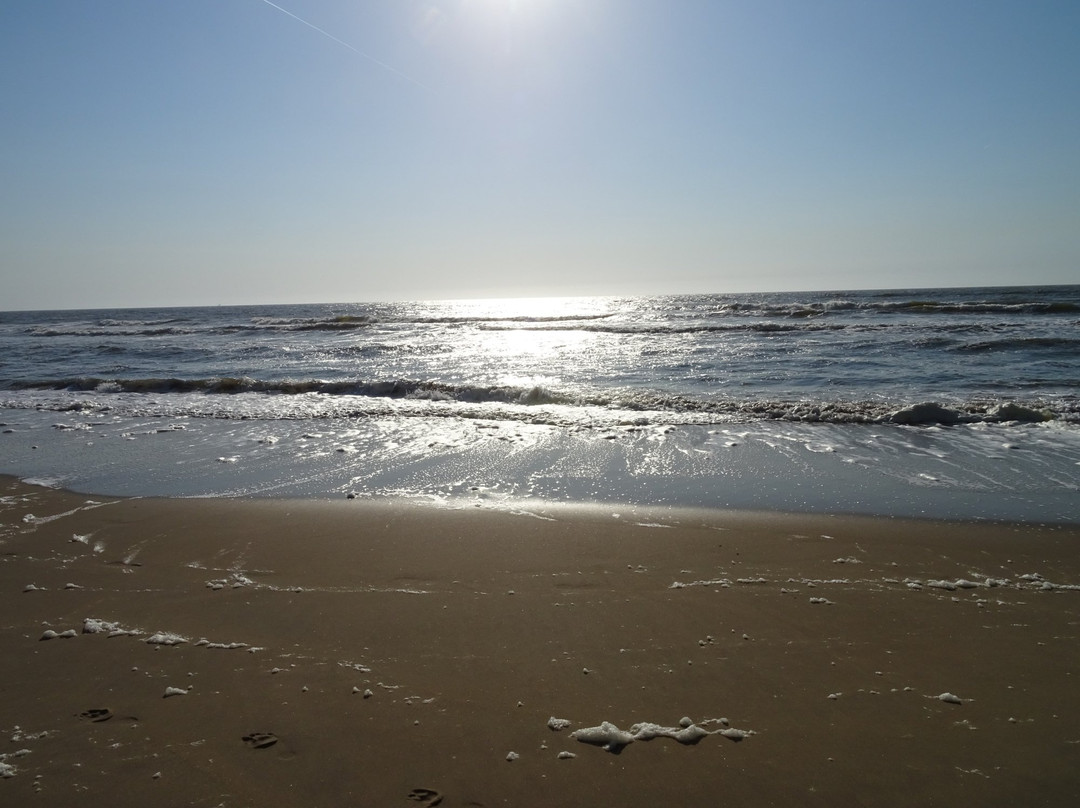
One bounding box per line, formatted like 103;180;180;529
1;0;1078;309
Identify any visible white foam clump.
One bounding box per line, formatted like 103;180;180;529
631;722;712;744
569;718;749;752
937;692;964;705
570;722;637;750
145;632;188;646
787;577;852;586
82;617;138;637
926;578;1018;592
717;728;750;741
40;629;77;640
9;728;48;743
809;597;834;605
1011;573;1080;592
81;619;113;634
547;717;572;731
669;578;731;589
21;477;62;489
339;661;373;673
926;580;957;591
194;639;249;650
206;572;255;590
163;686;189;697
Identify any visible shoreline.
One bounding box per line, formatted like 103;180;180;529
3;476;1080;805
4;406;1080;525
8;470;1080;531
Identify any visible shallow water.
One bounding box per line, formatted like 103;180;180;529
1;405;1077;523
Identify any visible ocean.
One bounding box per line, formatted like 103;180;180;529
1;285;1078;522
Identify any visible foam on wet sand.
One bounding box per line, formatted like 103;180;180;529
2;476;1080;806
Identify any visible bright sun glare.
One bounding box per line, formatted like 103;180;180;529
440;296;609;321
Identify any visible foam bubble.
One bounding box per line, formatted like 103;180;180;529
145;632;188;646
570;721;636;750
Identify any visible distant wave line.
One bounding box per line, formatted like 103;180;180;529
18;311;621;337
711;300;1080;317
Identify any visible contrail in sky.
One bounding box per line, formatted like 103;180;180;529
258;0;431;91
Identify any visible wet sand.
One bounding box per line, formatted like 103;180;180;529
2;475;1079;806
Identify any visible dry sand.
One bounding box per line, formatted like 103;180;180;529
2;475;1079;806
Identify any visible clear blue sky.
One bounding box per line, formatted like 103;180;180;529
2;0;1078;309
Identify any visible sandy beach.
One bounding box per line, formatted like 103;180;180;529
5;0;1079;802
2;474;1079;806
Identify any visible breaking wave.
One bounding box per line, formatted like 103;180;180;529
2;376;1075;426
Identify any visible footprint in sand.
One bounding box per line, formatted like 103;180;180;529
407;788;443;806
78;708;113;723
242;732;279;749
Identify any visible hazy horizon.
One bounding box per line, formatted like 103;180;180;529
3;281;1078;316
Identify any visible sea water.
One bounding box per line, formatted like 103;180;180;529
1;286;1077;521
